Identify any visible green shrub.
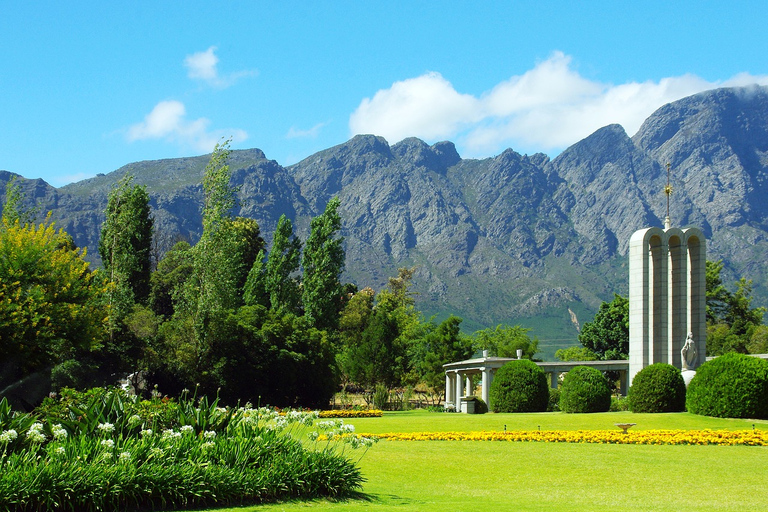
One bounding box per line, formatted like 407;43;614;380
559;366;611;413
547;387;561;412
465;396;488;414
686;352;768;419
373;384;390;411
489;360;549;413
610;395;630;412
628;363;686;413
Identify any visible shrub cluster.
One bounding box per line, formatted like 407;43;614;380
628;363;686;413
0;388;368;511
686;353;768;419
464;396;488;414
547;387;561;412
489;360;549;413
559;366;611;413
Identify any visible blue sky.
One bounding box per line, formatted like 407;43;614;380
2;1;767;187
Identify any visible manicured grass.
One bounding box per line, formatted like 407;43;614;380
196;411;768;512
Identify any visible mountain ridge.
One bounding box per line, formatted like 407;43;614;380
3;85;768;358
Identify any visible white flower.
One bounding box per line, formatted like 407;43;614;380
128;415;142;425
100;439;115;449
201;441;215;450
0;429;18;443
26;424;46;443
119;451;131;462
203;430;216;439
341;423;356;434
140;429;153;437
102;452;113;460
98;422;115;433
180;425;194;434
308;431;320;441
149;447;164;457
55;446;66;455
162;429;181;440
51;425;68;440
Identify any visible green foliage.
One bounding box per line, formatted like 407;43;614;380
578;294;629;360
0;392;365;510
302;197;345;331
609;395;630;412
373;384;390;410
149;240;194;318
265;214;302;313
98;175;154;315
547;387;561;412
705;260;765;356
465;396;488;414
412;316;475;404
243;249;268;307
686;352;768;419
489;360;549;413
344;307;405;390
189;139;244;318
473;324;538;359
0;217;107;394
1;176;37;226
559;366;611;413
628;363;686;413
555;346;599;362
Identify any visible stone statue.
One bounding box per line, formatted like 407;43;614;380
681;332;697;370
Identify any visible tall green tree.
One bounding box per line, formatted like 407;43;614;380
413;316;474;404
189;139;242;317
302;197;345;331
98;175;154;323
474;324;539;359
265;214;302;313
578;294;629;360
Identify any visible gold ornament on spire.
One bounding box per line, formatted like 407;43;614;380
664;163;672;229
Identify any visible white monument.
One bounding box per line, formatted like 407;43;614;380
628;166;706;382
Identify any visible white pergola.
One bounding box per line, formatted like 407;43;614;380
443;354;629;413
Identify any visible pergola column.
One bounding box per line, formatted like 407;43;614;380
455;371;463;412
481;367;492;407
549;371;559;389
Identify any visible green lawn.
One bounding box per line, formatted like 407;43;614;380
199;411;768;512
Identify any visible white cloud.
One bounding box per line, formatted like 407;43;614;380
184;46;255;88
349;51;768;156
127;100;247;152
286;121;330;139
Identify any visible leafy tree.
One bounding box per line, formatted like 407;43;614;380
189;139;242;317
98;175;154;323
225;216;265;298
149;241;194;318
412;316;475;404
555;346;599;362
474;324;539;359
343;306;405;390
0;215;107;392
243;249;268;308
705;260;765;355
302;197;345;331
1;177;37;226
265;214;302;313
578;294;629;360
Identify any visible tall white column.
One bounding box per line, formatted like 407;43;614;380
481;367;491;407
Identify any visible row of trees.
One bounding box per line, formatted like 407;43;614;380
0;142;540;409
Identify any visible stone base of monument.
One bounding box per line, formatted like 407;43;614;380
681;369;696;387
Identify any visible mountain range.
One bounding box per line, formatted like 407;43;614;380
3;85;768;359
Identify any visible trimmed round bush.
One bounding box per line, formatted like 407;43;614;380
559;366;611;413
686;352;768;419
489;360;549;413
628;363;686;413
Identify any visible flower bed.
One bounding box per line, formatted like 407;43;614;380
356;429;768;446
319;409;384;418
0;391;368;511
